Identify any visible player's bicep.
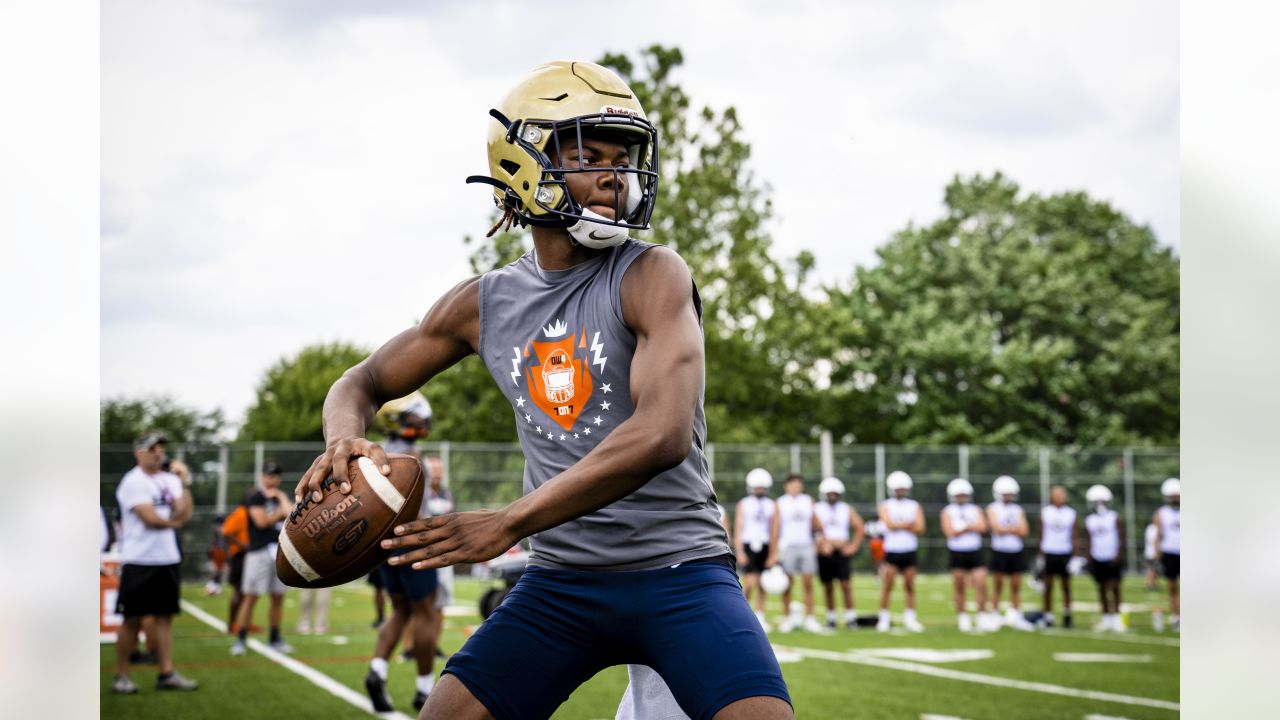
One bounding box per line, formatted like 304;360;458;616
621;249;704;442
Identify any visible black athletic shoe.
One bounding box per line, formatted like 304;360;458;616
401;648;416;662
1063;613;1074;629
365;670;394;713
413;690;429;711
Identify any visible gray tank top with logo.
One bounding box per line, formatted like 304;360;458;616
477;239;729;570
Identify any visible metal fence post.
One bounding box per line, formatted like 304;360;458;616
254;441;264;486
1123;447;1137;574
790;443;801;474
819;431;833;480
441;441;451;487
959;444;969;479
875;444;886;504
216;445;229;514
1039;447;1050;504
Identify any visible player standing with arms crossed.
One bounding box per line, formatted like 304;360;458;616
876;471;925;632
986;476;1033;630
941;479;997;632
295;61;792;720
814;477;865;630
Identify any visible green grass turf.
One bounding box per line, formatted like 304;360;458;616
102;573;1178;719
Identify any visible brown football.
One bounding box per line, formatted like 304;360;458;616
276;453;424;589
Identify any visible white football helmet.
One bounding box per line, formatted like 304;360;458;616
819;477;845;496
1085;484;1113;504
885;471;913;492
761;566;790;595
1161;477;1181;497
946;478;974;501
746;468;774;490
992;475;1020;499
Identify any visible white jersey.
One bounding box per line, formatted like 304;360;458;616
115;466;184;566
738;495;776;552
1157;505;1180;554
943;503;983;551
1040;504;1077;555
880;497;921;553
1085;509;1120;562
987;501;1025;553
1144;523;1159;560
814;501;853;542
776;493;817;548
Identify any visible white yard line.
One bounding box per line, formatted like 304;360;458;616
181;600;414;720
1036;628;1181;648
773;645;1179;713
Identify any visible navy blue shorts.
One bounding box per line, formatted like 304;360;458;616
443;559;791;720
379;555;438;601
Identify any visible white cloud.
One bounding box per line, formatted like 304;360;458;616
102;0;1177;425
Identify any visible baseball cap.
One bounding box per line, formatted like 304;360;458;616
134;432;168;451
262;460;284;476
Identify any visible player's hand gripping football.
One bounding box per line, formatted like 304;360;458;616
380;510;519;571
294;437;391;504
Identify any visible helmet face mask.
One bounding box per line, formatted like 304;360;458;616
469;61;660;242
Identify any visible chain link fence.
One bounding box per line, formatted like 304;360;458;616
101;442;1178;577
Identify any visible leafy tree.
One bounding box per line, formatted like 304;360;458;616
239;341;370;441
823;172;1179;447
100;395;228;445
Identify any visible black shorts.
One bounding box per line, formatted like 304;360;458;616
116;563;181;617
742;545;770;575
1161;553;1180;580
367;568;385;589
884;550;917;570
1042;552;1072;577
227;552;245;590
989;550;1026;575
817;552;852;583
1090;560;1121;583
948;549;985;570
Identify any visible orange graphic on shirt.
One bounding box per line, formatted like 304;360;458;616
527;332;594;431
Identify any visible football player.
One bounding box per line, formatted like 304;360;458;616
876;471;925;632
299;61;792;719
736;468;780;632
1039;485;1079;628
1083;485;1125;632
986;476;1033;630
1153;478;1180;631
814;477;865;629
942;479;996;631
775;473;825;633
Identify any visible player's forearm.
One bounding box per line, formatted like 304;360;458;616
321;367;382;444
499;416;691;541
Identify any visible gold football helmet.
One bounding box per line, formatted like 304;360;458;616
467;60;659;237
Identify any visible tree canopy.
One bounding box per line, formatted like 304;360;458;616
101;395;228;446
238;341;370;441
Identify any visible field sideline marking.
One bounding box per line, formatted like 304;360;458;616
773;644;1179;712
1035;628;1180;648
181;600;414;720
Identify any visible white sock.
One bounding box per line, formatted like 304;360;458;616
416;674;435;695
370;657;388;681
827;610;837;623
845;609;857;622
879;609;890;622
904;608;917;621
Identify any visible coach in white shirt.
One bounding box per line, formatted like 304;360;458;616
111;433;199;694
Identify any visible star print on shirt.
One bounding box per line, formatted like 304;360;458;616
535;426;542;434
593;416;603;426
600;400;611;411
515;396;526;408
584;428;592;436
601;383;612;393
525;414;532;422
573;433;580;439
547;432;555;439
559;433;566;440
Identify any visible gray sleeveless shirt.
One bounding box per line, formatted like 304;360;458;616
477;239;729;570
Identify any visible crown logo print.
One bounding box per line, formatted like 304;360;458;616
542;319;568;338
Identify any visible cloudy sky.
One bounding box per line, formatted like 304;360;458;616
102;0;1178;428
